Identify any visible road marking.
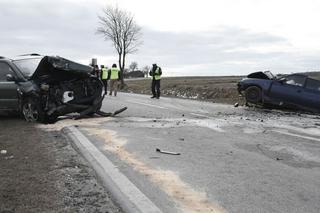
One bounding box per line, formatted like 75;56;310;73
272;130;320;142
127;100;168;109
190;113;210;118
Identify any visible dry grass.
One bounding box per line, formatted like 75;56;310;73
121;76;244;104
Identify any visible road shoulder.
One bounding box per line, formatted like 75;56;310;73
0;118;122;213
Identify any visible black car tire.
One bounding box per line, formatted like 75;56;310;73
245;86;262;104
22;98;59;123
22;98;45;122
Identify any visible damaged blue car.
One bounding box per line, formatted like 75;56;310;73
237;71;320;112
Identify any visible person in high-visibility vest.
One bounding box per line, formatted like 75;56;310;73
109;63;120;96
100;65;109;93
149;63;162;99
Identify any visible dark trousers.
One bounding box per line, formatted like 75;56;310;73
151;80;161;97
102;80;108;93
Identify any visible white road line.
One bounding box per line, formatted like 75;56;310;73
190;113;210;118
272;130;320;142
127;100;168;109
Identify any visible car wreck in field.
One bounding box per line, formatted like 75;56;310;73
238;71;320;112
0;54;109;123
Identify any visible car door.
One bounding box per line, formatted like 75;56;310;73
301;77;320;110
0;62;19;110
268;74;307;106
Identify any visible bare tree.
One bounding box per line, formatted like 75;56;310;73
97;6;142;86
129;61;138;72
142;65;150;78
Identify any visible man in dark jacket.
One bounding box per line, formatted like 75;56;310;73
149;63;162;99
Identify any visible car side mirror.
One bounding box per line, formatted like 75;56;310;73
6;74;16;82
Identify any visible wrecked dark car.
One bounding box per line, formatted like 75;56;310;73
0;55;103;123
238;71;320;112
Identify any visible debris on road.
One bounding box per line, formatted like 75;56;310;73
234;102;239;107
226;151;234;155
256;118;264;122
5;155;14;160
156;148;181;155
82;107;128;119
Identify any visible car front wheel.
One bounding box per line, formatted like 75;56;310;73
22;98;44;122
245;86;262;104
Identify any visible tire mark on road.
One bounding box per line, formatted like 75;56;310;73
84;126;227;213
272;130;320;143
190;113;210;118
127;100;168;109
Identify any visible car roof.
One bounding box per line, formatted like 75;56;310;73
0;54;43;62
12;54;43;61
0;56;10;60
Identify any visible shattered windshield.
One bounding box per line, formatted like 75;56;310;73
264;71;275;79
12;57;43;78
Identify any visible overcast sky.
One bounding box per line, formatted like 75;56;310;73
1;0;320;76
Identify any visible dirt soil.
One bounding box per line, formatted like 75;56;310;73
121;76;244;104
0;116;122;213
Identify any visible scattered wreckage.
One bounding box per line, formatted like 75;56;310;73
0;54;126;123
238;71;320;112
156;148;181;155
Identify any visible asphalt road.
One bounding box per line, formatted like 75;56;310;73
81;92;320;213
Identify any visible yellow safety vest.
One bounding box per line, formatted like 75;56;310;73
110;68;119;80
154;67;161;80
101;68;108;80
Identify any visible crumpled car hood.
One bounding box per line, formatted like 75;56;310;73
31;56;93;81
247;71;273;80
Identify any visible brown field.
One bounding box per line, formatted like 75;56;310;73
121;72;320;105
302;72;320;80
121;76;244;104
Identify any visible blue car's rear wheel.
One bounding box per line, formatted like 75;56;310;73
245;86;262;104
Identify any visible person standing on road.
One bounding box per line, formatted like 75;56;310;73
109;64;120;96
100;65;109;93
149;63;162;99
92;64;100;77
